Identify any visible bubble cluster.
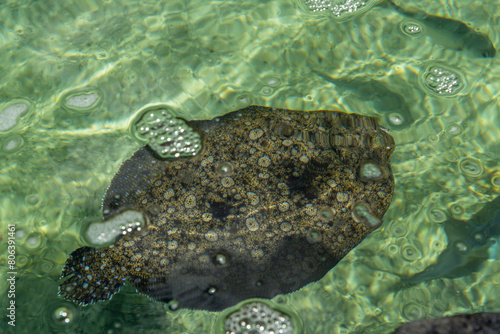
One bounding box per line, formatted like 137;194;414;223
420;63;466;97
400;20;423;36
0;98;32;133
61;87;103;113
218;300;300;334
130;105;201;159
302;0;376;20
83;210;145;247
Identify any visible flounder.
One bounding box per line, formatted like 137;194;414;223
59;105;395;311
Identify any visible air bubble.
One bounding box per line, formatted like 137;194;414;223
446;123;463;136
402;302;424;321
1;134;24;154
427;208;447;223
260;86;275;96
17;255;29;267
473;233;486;244
213;253;228;266
449;203;464;217
492;174;500;187
0;98;32;133
401;245;420;261
216;161;234;176
25;193;40;206
46;302;80;330
25;232;44;250
263;75;282;88
169;300;180;311
235;93;253;107
459;157;483;177
388;113;403;125
38;260;55;274
61;87;103;113
454;241;468;253
388;244;398;253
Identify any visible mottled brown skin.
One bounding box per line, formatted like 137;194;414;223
59;106;395;311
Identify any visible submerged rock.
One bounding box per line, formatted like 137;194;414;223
59;105;395;311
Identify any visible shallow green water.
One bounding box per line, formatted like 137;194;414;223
1;0;499;333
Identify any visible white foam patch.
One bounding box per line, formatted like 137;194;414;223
0;102;28;131
85;210;145;246
66;92;99;108
5;138;21;151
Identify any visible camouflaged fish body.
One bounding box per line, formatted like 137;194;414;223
59;105;395;311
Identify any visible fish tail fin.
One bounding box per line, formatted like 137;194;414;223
58;246;127;305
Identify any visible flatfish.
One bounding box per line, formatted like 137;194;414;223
59;105;395;311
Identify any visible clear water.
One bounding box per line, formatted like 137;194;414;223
1;0;499;333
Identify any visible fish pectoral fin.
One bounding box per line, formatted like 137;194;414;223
58;246;127;305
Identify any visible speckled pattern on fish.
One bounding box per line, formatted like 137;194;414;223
59;105;396;311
